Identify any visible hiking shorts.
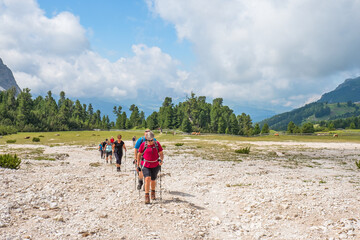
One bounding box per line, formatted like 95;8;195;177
106;151;112;157
114;152;123;164
142;165;161;181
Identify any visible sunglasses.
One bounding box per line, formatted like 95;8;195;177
147;139;154;142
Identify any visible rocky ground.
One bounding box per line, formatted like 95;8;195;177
1;140;360;240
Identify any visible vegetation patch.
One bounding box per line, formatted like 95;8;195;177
235;147;250;154
32;137;40;142
355;160;360;169
6;139;16;143
89;162;101;167
0;154;21;169
226;183;252;187
34;156;55;161
175;143;184;147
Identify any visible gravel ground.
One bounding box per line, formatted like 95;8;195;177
1;141;360;240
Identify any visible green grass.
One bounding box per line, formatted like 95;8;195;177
1;129;359;147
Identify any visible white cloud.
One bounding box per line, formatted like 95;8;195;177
0;0;188;102
147;0;360;108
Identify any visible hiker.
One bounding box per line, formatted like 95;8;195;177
98;141;104;159
134;129;157;190
132;136;136;147
105;140;113;164
137;131;163;204
102;140;107;159
113;134;126;172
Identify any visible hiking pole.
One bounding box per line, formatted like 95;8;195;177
124;151;126;172
159;166;162;202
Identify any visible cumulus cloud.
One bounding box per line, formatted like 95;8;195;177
147;0;360;108
0;0;187;102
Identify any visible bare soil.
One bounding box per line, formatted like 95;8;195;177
1;141;360;239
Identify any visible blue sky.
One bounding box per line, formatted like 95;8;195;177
1;0;360;121
37;0;194;67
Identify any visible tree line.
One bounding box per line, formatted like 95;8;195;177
0;88;110;135
0;88;271;135
113;93;270;135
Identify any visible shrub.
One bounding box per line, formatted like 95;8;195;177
235;147;250;154
356;160;360;169
32;137;40;142
6;139;16;144
0;154;21;169
175;143;184;147
38;135;45;137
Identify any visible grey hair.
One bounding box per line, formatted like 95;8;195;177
145;131;154;140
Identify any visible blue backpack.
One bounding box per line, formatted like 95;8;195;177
105;144;112;152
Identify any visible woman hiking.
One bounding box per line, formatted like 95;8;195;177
134;129;157;190
137;131;164;204
98;141;104;159
104;139;113;164
113;134;126;172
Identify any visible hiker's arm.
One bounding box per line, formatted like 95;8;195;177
123;143;127;152
159;151;164;166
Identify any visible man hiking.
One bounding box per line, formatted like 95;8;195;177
137;131;163;204
113;134;126;172
134;129;157;190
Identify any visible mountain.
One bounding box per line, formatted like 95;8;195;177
318;76;360;103
0;58;21;95
260;76;360;130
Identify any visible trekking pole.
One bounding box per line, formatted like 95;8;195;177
160;166;162;202
124;151;126;172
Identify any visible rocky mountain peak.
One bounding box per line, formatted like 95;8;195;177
0;57;22;95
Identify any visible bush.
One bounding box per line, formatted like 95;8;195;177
38;135;45;137
0;154;21;169
32;137;40;142
175;143;184;147
6;139;17;144
235;147;251;154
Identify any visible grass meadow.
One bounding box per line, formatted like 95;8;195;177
0;129;360;147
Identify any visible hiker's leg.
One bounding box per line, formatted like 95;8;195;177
144;176;151;193
150;180;156;190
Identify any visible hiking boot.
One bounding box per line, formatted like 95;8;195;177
137;180;143;190
151;190;156;200
145;193;150;204
117;167;120;172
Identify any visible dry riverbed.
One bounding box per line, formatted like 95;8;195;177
1;141;360;239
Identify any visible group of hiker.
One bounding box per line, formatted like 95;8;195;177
98;129;164;204
98;135;127;172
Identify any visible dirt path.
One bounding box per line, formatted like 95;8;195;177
1;141;360;239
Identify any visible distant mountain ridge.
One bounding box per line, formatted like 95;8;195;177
260;76;360;130
318;76;360;103
0;58;21;95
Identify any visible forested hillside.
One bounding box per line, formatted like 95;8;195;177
0;88;267;136
260;101;360;130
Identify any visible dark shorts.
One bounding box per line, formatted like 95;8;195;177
106;151;112;157
142;165;161;181
114;152;123;164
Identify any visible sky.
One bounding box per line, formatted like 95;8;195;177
1;0;360;119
